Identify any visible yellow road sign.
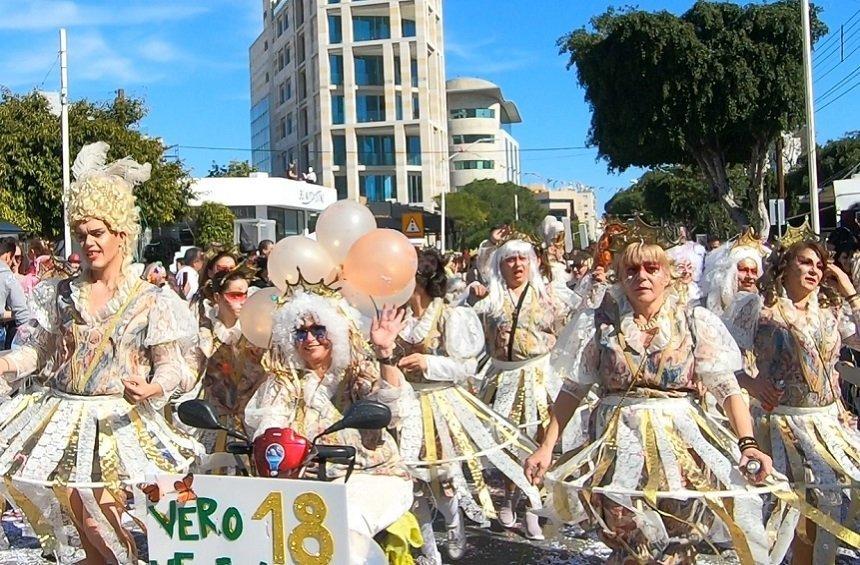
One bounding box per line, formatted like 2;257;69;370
402;212;425;238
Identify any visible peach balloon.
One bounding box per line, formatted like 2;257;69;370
342;229;418;297
315;200;377;264
240;287;281;348
341;279;416;318
268;235;337;292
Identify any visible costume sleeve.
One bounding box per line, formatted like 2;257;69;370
425;306;485;383
721;292;763;351
691;307;743;406
838;302;860;350
554;307;600;397
1;280;58;386
146;290;199;398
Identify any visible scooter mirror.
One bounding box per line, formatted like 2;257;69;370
177;400;223;431
320;400;391;438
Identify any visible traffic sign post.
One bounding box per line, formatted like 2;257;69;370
402;212;425;239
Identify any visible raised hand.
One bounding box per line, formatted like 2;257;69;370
370;304;406;357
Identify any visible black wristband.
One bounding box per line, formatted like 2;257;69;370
846;293;860;303
377;356;396;366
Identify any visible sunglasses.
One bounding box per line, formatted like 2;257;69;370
293;325;327;343
223;291;248;303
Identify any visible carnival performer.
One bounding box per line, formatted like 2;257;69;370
188;265;268;451
189;250;238;317
0;142;201;564
724;228;860;564
244;288;414;539
527;238;783;565
466;232;580;539
396;249;540;563
700;229;769;318
667;228;706;304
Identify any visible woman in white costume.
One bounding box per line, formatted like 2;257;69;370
467;234;581;539
0;143;201;564
397;249;540;563
701;229;769;318
527;239;785;565
244;288;414;539
725;229;860;564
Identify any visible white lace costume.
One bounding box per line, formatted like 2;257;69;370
725;292;860;563
396;298;541;528
545;287;795;564
667;240;706;303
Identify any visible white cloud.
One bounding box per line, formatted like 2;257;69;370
0;0;209;30
445;34;537;77
138;38;182;63
72;31;144;83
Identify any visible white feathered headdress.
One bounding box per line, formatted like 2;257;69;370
67;142;151;253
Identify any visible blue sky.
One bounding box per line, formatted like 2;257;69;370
1;0;859;213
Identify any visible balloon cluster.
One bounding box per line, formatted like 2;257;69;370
240;200;418;347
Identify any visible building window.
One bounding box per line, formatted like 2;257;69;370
298;33;306;62
285;46;291;65
395;93;403;120
356;94;385;123
408;173;423;203
406;136;421;165
268;207;304;240
279;117;287;139
332;135;346;165
331;95;345;125
453;160;495;170
328;14;342;43
357;135;395;166
360;174;395;202
286;78;292;99
410;59;418;87
329;54;343;85
450;108;496;119
278;83;286;105
277;49;285;71
277;16;283;36
452;134;494;144
354;55;384;86
412;94;419;119
393;56;401;85
287;113;294;134
300;108;308;136
353;16;390;41
334;176;347;199
402;19;416;37
296;0;304;25
299;70;307;99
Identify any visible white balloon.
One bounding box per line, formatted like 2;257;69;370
348;530;387;565
315;200;377;264
268;235;337;292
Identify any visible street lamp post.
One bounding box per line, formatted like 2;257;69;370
800;0;820;233
441;137;494;254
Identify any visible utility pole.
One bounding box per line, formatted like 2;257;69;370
801;0;820;233
60;28;72;257
776;136;785;238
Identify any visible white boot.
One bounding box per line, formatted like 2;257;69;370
524;509;544;541
498;492;517;528
414;494;443;565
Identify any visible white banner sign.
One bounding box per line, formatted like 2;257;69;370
143;474;350;564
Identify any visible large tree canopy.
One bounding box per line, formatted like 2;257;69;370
0;90;192;238
559;1;825;233
442;180;546;249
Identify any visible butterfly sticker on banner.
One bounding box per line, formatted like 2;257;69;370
174;474;197;504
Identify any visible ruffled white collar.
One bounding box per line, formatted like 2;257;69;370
400;298;444;345
71;272;141;325
609;285;680;354
204;301;243;345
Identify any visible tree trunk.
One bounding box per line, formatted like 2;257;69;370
747;139;771;238
693;148;750;231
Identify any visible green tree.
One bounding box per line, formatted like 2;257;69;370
441;179;546;248
193;201;235;249
207;160;257;177
558;1;826;233
0;90;192;238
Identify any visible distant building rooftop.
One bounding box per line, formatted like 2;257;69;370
446;77;522;124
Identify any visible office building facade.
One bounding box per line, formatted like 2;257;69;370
446;77;521;189
250;0;449;208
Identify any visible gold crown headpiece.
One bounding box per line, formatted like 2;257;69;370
495;225;541;248
602;216;681;254
777;218;819;249
731;228;769;256
280;267;341;300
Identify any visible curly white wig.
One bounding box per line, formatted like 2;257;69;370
701;241;769;316
484;239;547;316
67;142;151;257
271;291;362;375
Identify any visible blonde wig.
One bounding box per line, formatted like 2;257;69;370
484;239;548;316
67;142;150;263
